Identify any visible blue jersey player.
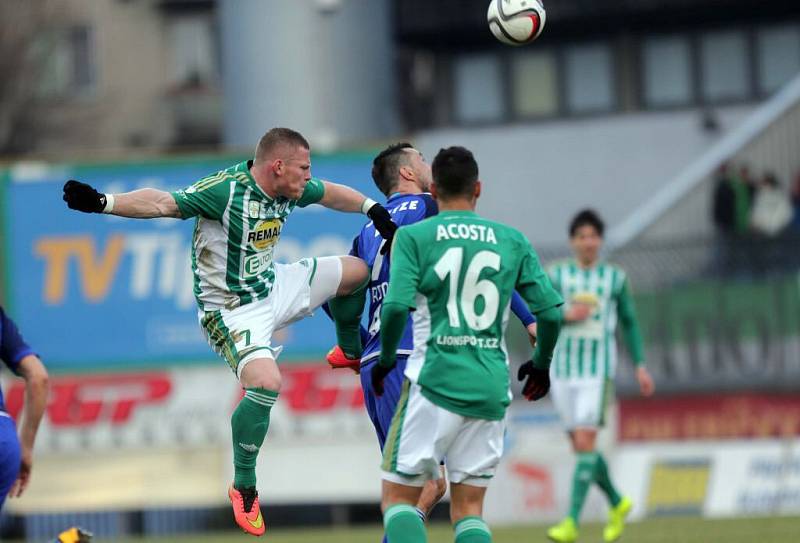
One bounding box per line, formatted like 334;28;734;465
0;305;48;511
326;144;538;528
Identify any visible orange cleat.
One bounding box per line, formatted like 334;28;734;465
326;345;361;374
228;485;265;537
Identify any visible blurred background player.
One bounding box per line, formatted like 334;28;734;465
61;127;397;537
373;146;563;543
545;209;655;543
325;143;540;537
0;305;48;512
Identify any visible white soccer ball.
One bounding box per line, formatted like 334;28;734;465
487;0;547;46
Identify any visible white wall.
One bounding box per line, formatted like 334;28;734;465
416;106;756;247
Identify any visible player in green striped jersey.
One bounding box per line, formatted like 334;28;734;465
545;210;655;543
62;128;398;537
374;147;563;543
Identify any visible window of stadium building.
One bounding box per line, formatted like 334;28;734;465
756;24;800;96
511;51;559;117
642;35;693;108
564;43;615;114
453;53;504;123
700;30;750;102
37;25;95;98
169;14;219;89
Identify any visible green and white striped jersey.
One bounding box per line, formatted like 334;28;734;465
171;160;325;311
547;260;633;380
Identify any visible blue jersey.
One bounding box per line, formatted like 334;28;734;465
0;306;35;413
351;193;438;365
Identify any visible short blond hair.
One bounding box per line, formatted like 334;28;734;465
254;128;310;163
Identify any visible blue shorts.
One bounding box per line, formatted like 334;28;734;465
0;414;21;511
360;357;408;450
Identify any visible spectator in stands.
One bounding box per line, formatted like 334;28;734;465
735;165;756;235
750;172;794;275
712;162;736;236
750;172;793;237
711;162;750;276
791;172;800;232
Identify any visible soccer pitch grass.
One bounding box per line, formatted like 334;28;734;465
104;515;799;543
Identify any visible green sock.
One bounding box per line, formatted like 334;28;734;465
231;387;278;489
454;516;492;543
594;452;622;507
569;452;599;524
327;282;366;359
384;504;427;543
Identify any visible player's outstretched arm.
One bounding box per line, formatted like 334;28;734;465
63;180;181;219
319;181;397;243
9;354;48;498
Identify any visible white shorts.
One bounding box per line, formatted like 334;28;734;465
550;377;613;430
200;256;342;380
381;381;505;488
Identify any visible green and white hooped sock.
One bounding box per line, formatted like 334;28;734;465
454;516;492;543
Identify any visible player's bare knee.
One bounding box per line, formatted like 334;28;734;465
240;359;282;392
337;256;368;296
572;429;597;452
251;373;281;392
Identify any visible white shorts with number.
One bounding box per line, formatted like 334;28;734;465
381;381;505;488
199;256;342;380
550;377;612;430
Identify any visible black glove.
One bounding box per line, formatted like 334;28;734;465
371;362;394;397
367;203;397;255
63;180;106;213
517;360;550;401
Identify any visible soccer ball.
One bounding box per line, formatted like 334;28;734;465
487;0;546;46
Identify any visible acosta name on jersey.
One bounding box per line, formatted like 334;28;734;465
436;223;497;244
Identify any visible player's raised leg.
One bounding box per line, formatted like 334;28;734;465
326;258;368;370
313;255;368;370
228;355;281;536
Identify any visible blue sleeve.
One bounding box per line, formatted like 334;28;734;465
421;194;438;219
511;291;536;327
348;235;359;258
0;307;36;373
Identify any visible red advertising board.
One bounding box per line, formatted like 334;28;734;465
619;393;800;441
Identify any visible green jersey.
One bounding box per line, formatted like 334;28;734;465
384;210;563;420
547;259;644;380
171;160;325;311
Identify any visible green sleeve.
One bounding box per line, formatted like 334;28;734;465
516;239;563;369
379;229;421;368
296;177;326;208
379;302;410;368
531;306;562;370
171;176;231;220
382;229;421;309
617;278;645;366
515;238;564;314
